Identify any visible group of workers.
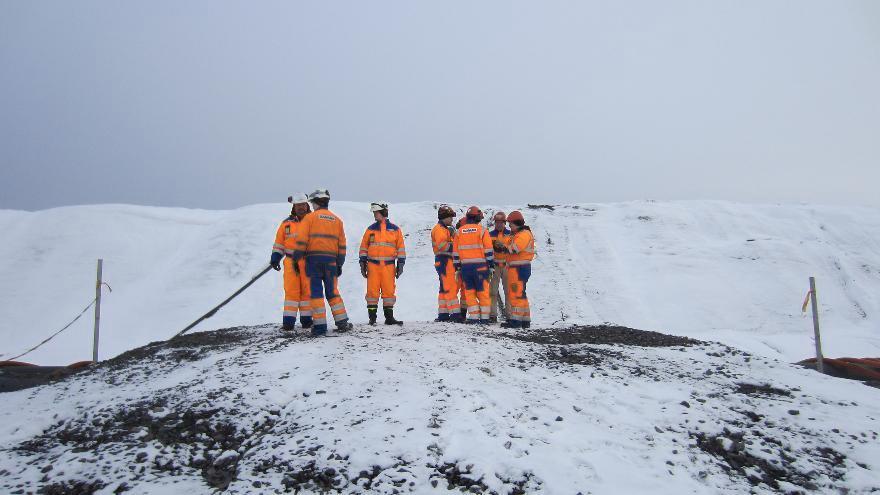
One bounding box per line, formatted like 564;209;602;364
270;189;535;336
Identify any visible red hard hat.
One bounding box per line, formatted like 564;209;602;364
507;210;525;224
466;206;483;219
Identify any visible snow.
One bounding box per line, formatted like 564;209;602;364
0;324;877;493
1;200;878;365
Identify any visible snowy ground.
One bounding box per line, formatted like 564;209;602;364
1;200;879;365
1;324;878;494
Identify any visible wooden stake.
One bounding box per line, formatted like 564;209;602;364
93;259;103;363
809;276;824;374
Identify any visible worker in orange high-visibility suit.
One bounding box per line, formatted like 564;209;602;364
291;189;352;336
431;205;461;322
488;211;512;323
454;216;468;321
453;206;494;324
359;202;406;326
500;210;536;329
270;194;312;331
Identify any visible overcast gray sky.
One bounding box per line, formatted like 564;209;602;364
1;1;878;210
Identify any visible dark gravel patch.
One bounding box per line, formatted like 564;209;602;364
38;479;106;495
691;427;847;491
499;325;701;348
734;382;792;398
17;396;277;491
430;463;489;492
544;346;623;367
100;327;257;370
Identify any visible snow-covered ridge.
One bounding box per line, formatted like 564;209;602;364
1;200;879;364
1;324;877;494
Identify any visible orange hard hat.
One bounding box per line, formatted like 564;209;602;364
507;210;525;224
466;206;483;219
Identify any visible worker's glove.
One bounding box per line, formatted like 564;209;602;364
337;265;343;277
395;264;404;279
492;240;508;253
360;261;368;278
292;261;301;275
270;260;281;271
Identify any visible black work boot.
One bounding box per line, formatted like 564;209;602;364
384;307;403;326
367;306;378;326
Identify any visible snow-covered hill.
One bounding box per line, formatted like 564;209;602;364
1;324;878;494
1;200;878;365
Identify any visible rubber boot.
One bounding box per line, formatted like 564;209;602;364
435;313;450;322
450;312;465;323
282;316;296;331
459;308;467;321
521;321;530;329
336;319;353;332
500;320;521;329
367;306;378;326
300;316;313;329
384;307;403;326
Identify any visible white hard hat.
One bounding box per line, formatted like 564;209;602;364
288;193;309;204
308;189;330;201
370;202;389;212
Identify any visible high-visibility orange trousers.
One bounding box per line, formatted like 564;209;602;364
434;256;459;319
460;264;491;323
366;262;397;307
282;257;311;327
507;263;531;324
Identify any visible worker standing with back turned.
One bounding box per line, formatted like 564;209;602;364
452;206;494;324
291;189;353;336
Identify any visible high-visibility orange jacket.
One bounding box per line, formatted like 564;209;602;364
489;227;512;264
431;223;455;259
453;222;494;268
292;207;347;266
359;219;406;265
273;215;306;258
506;228;536;266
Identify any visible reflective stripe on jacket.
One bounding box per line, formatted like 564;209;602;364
359;219;406;265
453;223;494;267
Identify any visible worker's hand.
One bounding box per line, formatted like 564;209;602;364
337;266;343;277
447;226;456;236
492;240;507;253
395;264;404;279
360;262;368;278
270;260;281;271
292;262;300;275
